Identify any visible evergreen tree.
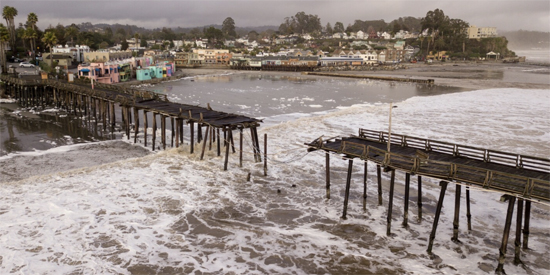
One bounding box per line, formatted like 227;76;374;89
222;17;237;38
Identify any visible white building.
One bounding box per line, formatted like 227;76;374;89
356;30;366;40
467;25;498;39
52;45;90;63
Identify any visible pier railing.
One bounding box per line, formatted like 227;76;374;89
307;130;549;202
358;128;550;173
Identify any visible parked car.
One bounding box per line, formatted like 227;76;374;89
8;57;24;63
19;62;35;68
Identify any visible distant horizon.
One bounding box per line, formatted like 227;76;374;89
49;21;550;35
3;0;549;33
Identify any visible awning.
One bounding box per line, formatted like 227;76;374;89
80;68;90;72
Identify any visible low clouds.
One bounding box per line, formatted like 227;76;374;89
3;0;549;32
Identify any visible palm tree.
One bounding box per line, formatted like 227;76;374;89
42;31;58;68
26;12;38;58
23;28;37;57
2;6;17;54
0;23;10;74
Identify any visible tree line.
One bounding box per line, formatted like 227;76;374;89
1;5;522;73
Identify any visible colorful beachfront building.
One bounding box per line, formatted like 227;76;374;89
136;61;175;81
77;62;120;84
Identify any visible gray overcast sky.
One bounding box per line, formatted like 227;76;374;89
3;0;549;33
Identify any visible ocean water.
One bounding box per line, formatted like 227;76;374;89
0;75;549;274
514;49;550;65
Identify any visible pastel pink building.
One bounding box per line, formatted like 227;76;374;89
77;62;120;84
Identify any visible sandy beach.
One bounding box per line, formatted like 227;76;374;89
177;61;550;91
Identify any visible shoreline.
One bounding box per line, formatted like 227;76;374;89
178;61;550;91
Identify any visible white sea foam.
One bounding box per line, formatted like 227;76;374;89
0;88;549;274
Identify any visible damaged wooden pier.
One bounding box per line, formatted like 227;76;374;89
303;72;435;84
306;128;549;274
1;75;264;170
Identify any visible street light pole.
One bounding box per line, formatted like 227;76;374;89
387;102;393;153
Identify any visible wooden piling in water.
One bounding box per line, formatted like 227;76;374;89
342;159;353;220
466;186;471;230
377;165;382;205
134;108;139;144
403;172;410;228
143;111;148;147
152;113;157;151
161;115;166;150
253;127;262;162
239;128;243;167
224;127;232;171
514;198;524;265
200;125;210;160
263;133;267;176
452;184;462;243
363;161;367;211
216;128;221;156
387;169;396;236
415;176;422;223
523;201;531;249
427;181;449;254
495;195;516;274
171;117;175;147
326;153;331;199
190;121;194;154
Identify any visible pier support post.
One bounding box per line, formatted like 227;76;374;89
239;128;243;167
152;113;157;151
223;127;232;171
103;100;108;132
190;121;194;154
143;111;148;147
427;181;449;254
325;153;331;199
175;118;179;148
209;126;213;151
134;108;139;144
217;128;221;156
418;175;423;222
197;124;202;144
127;105;132;138
263;133;267;176
342;159;353;220
495;195;516;275
514;198;524;265
403;172;410;228
253;127;262;162
179;119;184;145
171;117;175;147
363;161;367;211
200;125;210;160
523;200;531;249
110;102;115;132
452;184;462;243
387;169;395;236
161;115;166;150
466;186;472;231
231;130;236;153
377;165;383;205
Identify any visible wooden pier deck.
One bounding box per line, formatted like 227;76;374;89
303;72;435;84
307;128;549;202
1;75;265;169
306;128;549;273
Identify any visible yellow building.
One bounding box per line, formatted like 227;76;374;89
83;51;133;62
467;25;498;39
